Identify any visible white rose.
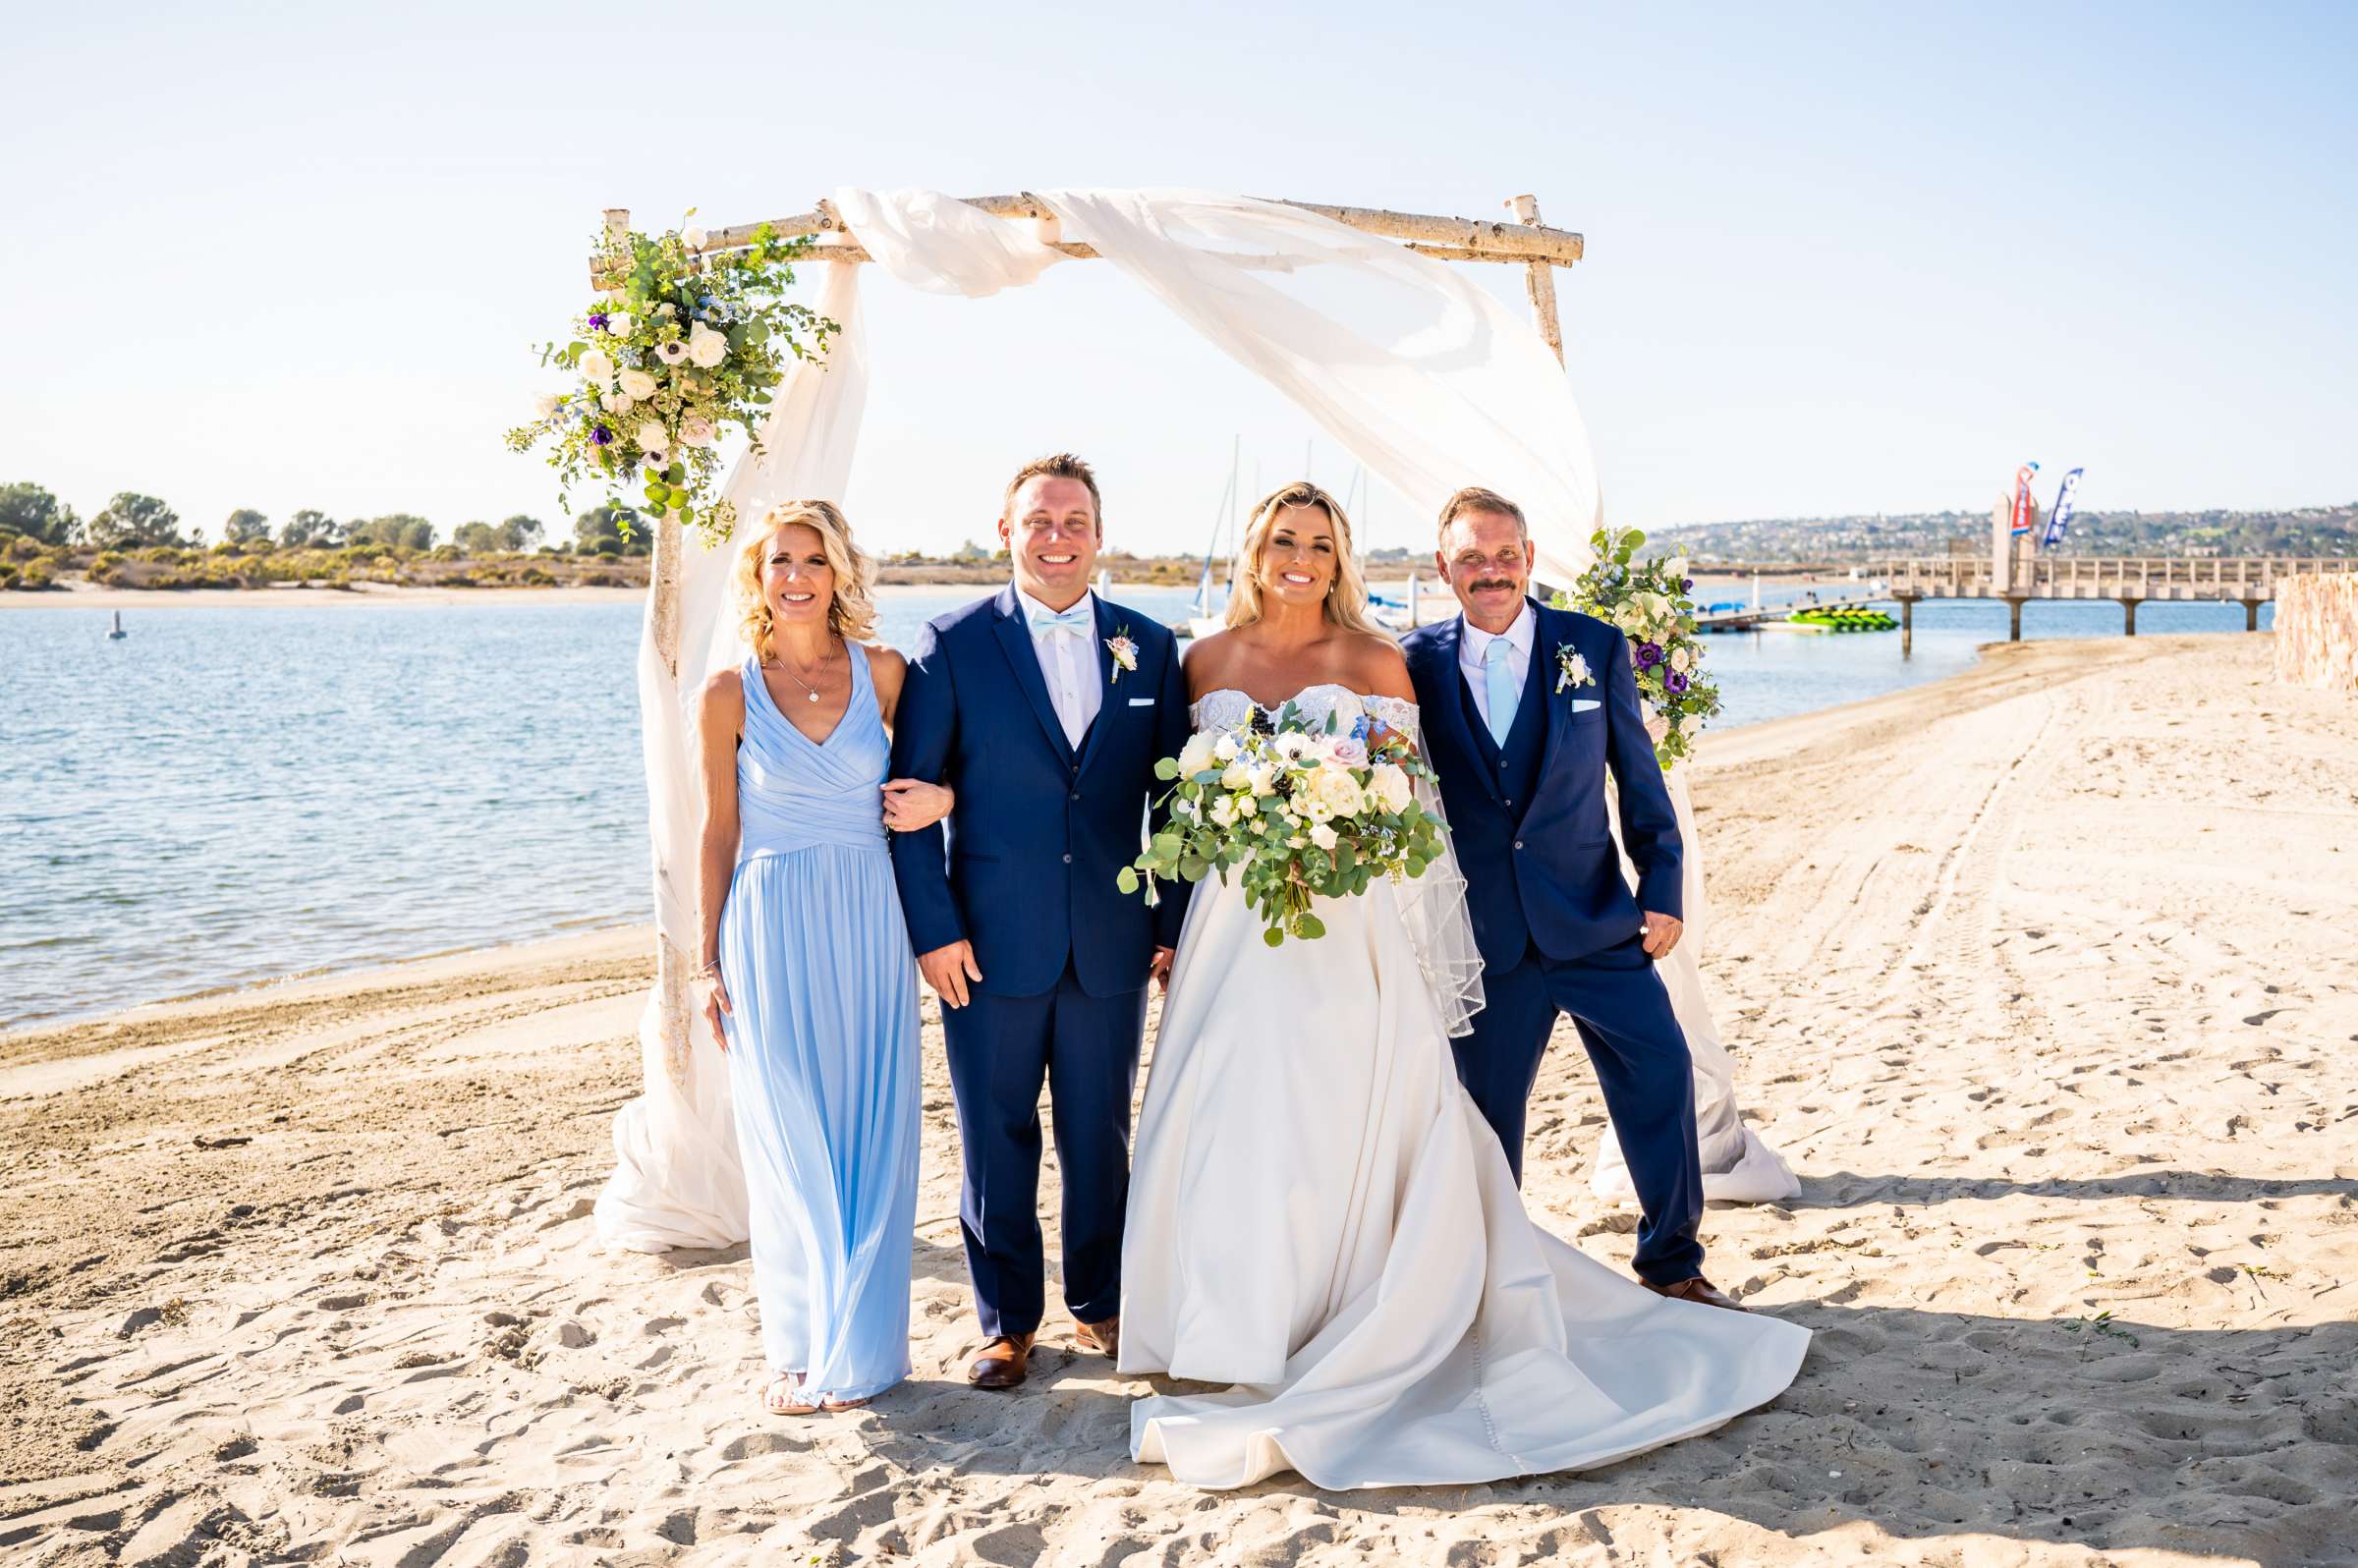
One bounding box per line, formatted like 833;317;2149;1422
1210;796;1238;828
683;225;709;251
1177;734;1218;778
1246;762;1277;796
1220;760;1253;791
1236;794;1259;816
1298;793;1334;824
687;325;728;368
1312;767;1364;819
635;421;669;453
1670;644;1695;674
578;349;615;386
1309;823;1339;851
618;368;657;400
1368;761;1414;814
606;310;635;337
600;392;634;414
678;415;717;448
1212;733;1241;763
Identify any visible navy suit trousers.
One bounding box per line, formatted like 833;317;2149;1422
1453;935;1705;1285
940;961;1148;1336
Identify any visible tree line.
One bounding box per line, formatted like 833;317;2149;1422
0;481;654;557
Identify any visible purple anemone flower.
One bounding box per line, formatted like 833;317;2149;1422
1665;668;1691;696
590;424;614;447
588;311;610;331
1636;642;1664;668
1682;577;1695;593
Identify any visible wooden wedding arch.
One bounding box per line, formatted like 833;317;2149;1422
593;191;1586;1040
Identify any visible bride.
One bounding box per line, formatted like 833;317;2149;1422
1118;481;1810;1490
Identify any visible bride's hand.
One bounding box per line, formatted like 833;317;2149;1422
698;969;732;1051
882;778;954;832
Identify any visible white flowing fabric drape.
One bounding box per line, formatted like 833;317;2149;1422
594;189;1785;1252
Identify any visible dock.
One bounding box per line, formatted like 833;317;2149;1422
1878;556;2358;651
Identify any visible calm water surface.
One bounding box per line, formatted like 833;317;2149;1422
0;588;2270;1028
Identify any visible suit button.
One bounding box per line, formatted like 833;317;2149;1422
1063;853;1074;865
1070;791;1081;802
1513;839;1525;851
1503;799;1514;808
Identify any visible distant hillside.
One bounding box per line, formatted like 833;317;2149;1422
1653;504;2358;564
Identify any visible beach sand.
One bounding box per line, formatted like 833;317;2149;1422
4;634;2353;1566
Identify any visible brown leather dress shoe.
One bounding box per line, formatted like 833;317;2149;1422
967;1332;1036;1389
1643;1275;1750;1313
1075;1316;1120;1357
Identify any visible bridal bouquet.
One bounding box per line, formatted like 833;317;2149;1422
1555;525;1721;771
1117;707;1448;945
505;212;835;545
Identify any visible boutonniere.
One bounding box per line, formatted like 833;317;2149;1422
1554;646;1594;694
1106;627;1139;685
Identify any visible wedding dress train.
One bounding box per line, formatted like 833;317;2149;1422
1118;686;1808;1490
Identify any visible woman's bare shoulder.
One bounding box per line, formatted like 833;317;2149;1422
1341;630;1416;700
1183;627;1244;694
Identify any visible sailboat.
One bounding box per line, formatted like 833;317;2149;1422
106;611;127;641
1183;437;1241;642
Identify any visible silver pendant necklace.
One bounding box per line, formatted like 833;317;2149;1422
771;640;838;703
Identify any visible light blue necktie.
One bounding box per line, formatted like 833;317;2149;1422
1028;603;1093;639
1483;637;1517;748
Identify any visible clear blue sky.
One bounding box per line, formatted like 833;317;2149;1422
4;2;2351;557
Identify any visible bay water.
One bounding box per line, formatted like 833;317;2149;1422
0;588;2271;1029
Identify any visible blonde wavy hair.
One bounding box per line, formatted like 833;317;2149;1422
732;499;877;657
1224;480;1384;636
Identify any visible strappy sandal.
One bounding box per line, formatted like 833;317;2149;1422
759;1372;819;1416
818;1394;870;1413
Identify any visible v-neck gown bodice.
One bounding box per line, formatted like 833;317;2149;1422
719;649;920;1402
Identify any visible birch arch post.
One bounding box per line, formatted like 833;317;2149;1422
594;192;1586;1067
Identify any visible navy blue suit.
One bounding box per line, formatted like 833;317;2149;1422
1404;599;1704;1285
888;586;1191;1335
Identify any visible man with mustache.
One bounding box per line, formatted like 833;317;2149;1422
1402;486;1741;1313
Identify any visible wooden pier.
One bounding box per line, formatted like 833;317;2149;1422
1877;556;2357;652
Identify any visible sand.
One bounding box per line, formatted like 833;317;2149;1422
4;633;2354;1566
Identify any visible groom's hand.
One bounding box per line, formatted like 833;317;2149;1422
1641;912;1684;959
919;940;983;1009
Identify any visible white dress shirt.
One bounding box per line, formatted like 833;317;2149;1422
1458;602;1536;733
1019;588;1102;750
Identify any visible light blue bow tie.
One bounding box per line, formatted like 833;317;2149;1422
1028;603;1093;638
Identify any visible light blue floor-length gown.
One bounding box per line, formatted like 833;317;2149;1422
719;645;920;1403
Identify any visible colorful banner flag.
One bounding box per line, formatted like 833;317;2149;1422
2042;468;2085;549
2010;461;2042;536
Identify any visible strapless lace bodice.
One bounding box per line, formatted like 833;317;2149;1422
1191;684;1419;737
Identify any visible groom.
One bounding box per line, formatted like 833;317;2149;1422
889;453;1193;1388
1403;486;1742;1313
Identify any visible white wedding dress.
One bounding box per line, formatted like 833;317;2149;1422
1119;686;1809;1490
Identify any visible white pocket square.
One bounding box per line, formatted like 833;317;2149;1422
1128;697;1155;706
1572;698;1602;713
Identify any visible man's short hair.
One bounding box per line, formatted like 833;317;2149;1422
1003;453;1103;527
1436;485;1528;538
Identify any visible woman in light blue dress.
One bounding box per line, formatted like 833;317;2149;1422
691;500;951;1416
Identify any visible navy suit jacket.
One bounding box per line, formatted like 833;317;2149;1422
1403;598;1683;969
887;586;1193;998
